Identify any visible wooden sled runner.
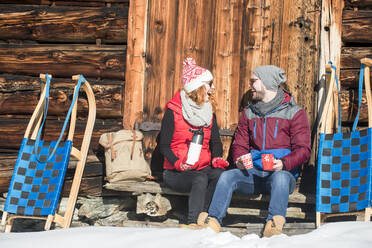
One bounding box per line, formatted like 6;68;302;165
1;74;96;232
316;58;372;227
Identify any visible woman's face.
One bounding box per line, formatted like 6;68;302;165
203;81;214;102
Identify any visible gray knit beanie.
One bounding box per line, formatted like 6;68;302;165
253;65;287;91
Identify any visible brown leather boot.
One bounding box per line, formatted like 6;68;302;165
205;217;221;233
197;212;209;225
263;215;285;238
179;223;204;230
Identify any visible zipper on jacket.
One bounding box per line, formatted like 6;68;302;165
274;120;279;138
253;120;257;139
262;117;267;149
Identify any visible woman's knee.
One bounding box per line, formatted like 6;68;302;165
191;173;208;188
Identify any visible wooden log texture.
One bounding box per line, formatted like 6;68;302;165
104;181;316;204
0;44;125;80
1;1;129;7
0;74;123;119
0;5;127;44
341;47;372;69
0;118;122;151
342;10;372;44
344;0;372;9
340;69;372;88
0;153;104;196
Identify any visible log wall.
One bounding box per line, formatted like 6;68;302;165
0;0;129;196
341;1;372;124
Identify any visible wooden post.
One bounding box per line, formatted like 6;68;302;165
123;0;149;129
212;0;244;129
318;0;344;112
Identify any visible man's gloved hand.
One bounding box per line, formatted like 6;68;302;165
235;153;253;170
211;157;229;170
174;157;192;171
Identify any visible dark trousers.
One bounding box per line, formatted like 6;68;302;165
163;166;223;224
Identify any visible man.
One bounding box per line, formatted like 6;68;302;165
198;65;311;237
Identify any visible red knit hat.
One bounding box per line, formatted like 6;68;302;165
182;58;213;93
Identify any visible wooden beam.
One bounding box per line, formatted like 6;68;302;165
0;5;127;44
341;47;372;69
0;118;122;150
318;0;344;111
212;0;244;129
0;74;123;119
342;10;372;44
104;180;315;204
123;0;148;129
144;0;178;122
0;44;125;80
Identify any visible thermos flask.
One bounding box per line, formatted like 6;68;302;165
186;128;204;165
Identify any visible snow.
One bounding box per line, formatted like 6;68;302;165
1;221;372;248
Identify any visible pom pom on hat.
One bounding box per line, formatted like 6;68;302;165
182;58;213;93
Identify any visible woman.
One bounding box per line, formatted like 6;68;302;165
159;58;229;227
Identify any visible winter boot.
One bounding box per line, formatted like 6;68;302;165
179;223;203;230
207;217;221;233
263;215;285;238
197;212;209;225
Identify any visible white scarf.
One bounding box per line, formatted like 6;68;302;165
180;90;212;127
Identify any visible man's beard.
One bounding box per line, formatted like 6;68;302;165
252;90;264;101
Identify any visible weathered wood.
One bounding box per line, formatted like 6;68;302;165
342;10;372;44
344;0;372;9
341;47;372;69
1;1;129;7
0;44;125;80
0;118;122;150
104;181;316;204
340;89;370;123
0;5;127;44
62;176;102;197
123;0;147;129
318;0;344;107
340;69;372;88
212;0;244;129
144;0;178;122
0;74;123;119
136;193;171;217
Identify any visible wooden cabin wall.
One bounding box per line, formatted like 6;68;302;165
341;0;372;123
0;0;129;196
134;0;322;170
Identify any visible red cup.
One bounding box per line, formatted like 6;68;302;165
240;153;253;169
261;154;274;171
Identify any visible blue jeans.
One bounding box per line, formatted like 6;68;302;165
208;168;296;224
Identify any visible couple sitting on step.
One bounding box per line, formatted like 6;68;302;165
159;58;311;237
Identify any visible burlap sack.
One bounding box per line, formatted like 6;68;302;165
99;130;151;182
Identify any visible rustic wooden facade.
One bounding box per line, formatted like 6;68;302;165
0;0;130;196
0;0;371;197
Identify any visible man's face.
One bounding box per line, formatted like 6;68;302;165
249;74;266;101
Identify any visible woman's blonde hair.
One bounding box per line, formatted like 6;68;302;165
183;84;217;112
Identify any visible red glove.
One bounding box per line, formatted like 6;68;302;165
212;157;229;170
174;157;192;171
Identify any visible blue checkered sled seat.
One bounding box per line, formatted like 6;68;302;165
1;74;96;232
316;60;372;227
5;139;71;216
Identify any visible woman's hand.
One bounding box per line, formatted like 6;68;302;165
174;157;193;171
212;157;229;170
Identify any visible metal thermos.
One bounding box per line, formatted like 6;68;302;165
186;128;204;165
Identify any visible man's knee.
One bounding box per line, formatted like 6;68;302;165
270;171;293;189
217;169;240;186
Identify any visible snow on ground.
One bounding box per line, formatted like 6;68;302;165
1;221;372;248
